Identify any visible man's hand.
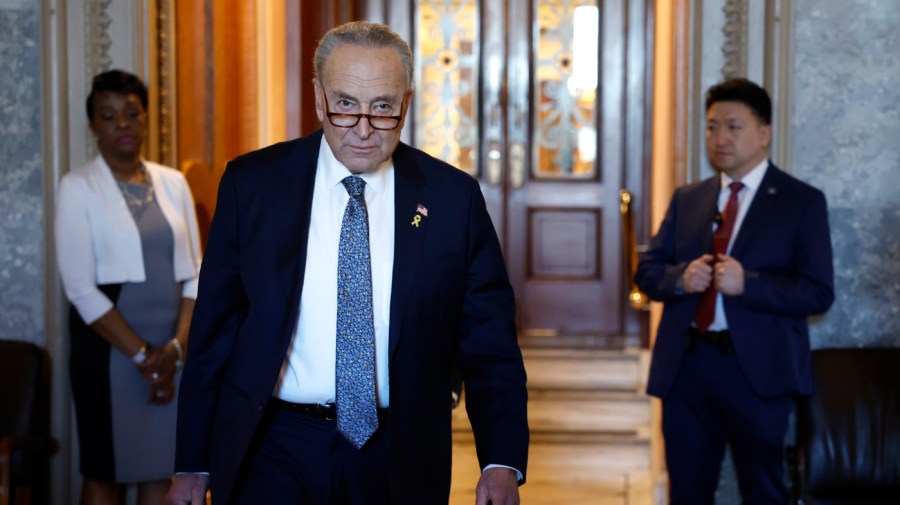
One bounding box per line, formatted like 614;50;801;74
682;254;714;293
166;474;208;505
715;254;744;295
475;467;519;505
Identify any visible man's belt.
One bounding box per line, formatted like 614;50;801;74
687;327;734;355
270;397;337;420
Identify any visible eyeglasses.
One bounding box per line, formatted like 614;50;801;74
323;92;404;131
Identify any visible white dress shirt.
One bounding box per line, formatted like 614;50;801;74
709;158;768;331
275;138;395;407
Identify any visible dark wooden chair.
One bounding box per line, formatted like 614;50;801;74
0;340;52;505
790;348;900;504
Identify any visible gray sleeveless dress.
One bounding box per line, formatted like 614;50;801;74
110;182;182;482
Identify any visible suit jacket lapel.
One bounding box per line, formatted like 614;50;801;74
276;132;321;308
690;178;722;256
730;162;781;257
388;143;428;360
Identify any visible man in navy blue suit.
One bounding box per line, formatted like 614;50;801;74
635;78;834;504
166;21;528;505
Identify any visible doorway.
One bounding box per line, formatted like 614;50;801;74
407;0;652;342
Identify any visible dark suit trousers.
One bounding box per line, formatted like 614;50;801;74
231;403;390;505
662;339;793;505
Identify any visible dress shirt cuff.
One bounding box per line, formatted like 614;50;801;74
483;464;523;483
674;273;686;296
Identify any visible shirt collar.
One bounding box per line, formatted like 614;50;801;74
319;136;393;199
720;158;768;192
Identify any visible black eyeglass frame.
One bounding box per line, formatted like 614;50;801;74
322;91;405;131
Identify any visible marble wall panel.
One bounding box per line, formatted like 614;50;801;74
0;0;44;344
791;0;900;349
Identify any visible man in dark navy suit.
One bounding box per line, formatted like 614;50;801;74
635;78;834;504
166;21;527;505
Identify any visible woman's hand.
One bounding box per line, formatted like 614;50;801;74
148;375;175;405
137;343;178;385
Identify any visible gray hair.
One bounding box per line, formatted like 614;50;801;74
314;21;414;90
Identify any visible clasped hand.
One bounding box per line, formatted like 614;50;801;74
682;253;744;295
136;344;178;405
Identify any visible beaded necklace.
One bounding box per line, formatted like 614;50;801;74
116;164;156;218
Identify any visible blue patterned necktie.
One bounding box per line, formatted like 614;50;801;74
336;175;378;449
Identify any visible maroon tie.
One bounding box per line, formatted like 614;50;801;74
694;181;744;332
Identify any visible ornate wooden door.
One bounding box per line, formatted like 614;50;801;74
388;0;650;340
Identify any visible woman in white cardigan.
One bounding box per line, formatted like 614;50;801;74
55;70;202;505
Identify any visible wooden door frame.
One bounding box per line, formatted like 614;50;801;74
624;0;655;345
285;0;366;139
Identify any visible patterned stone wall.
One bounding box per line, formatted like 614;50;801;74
0;0;43;344
792;0;900;348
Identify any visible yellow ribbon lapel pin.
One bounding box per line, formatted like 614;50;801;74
411;203;429;227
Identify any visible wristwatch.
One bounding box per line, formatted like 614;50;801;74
132;343;150;364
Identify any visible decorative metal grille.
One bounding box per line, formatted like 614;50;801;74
534;0;599;179
414;0;479;175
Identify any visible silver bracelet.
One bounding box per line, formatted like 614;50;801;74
170;338;184;367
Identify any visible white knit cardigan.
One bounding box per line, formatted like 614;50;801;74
55;155;202;324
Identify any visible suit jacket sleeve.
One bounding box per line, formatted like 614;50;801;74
634;188;693;302
454;182;529;480
174;164;247;472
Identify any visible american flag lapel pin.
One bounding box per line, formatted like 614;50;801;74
411;203;429;227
